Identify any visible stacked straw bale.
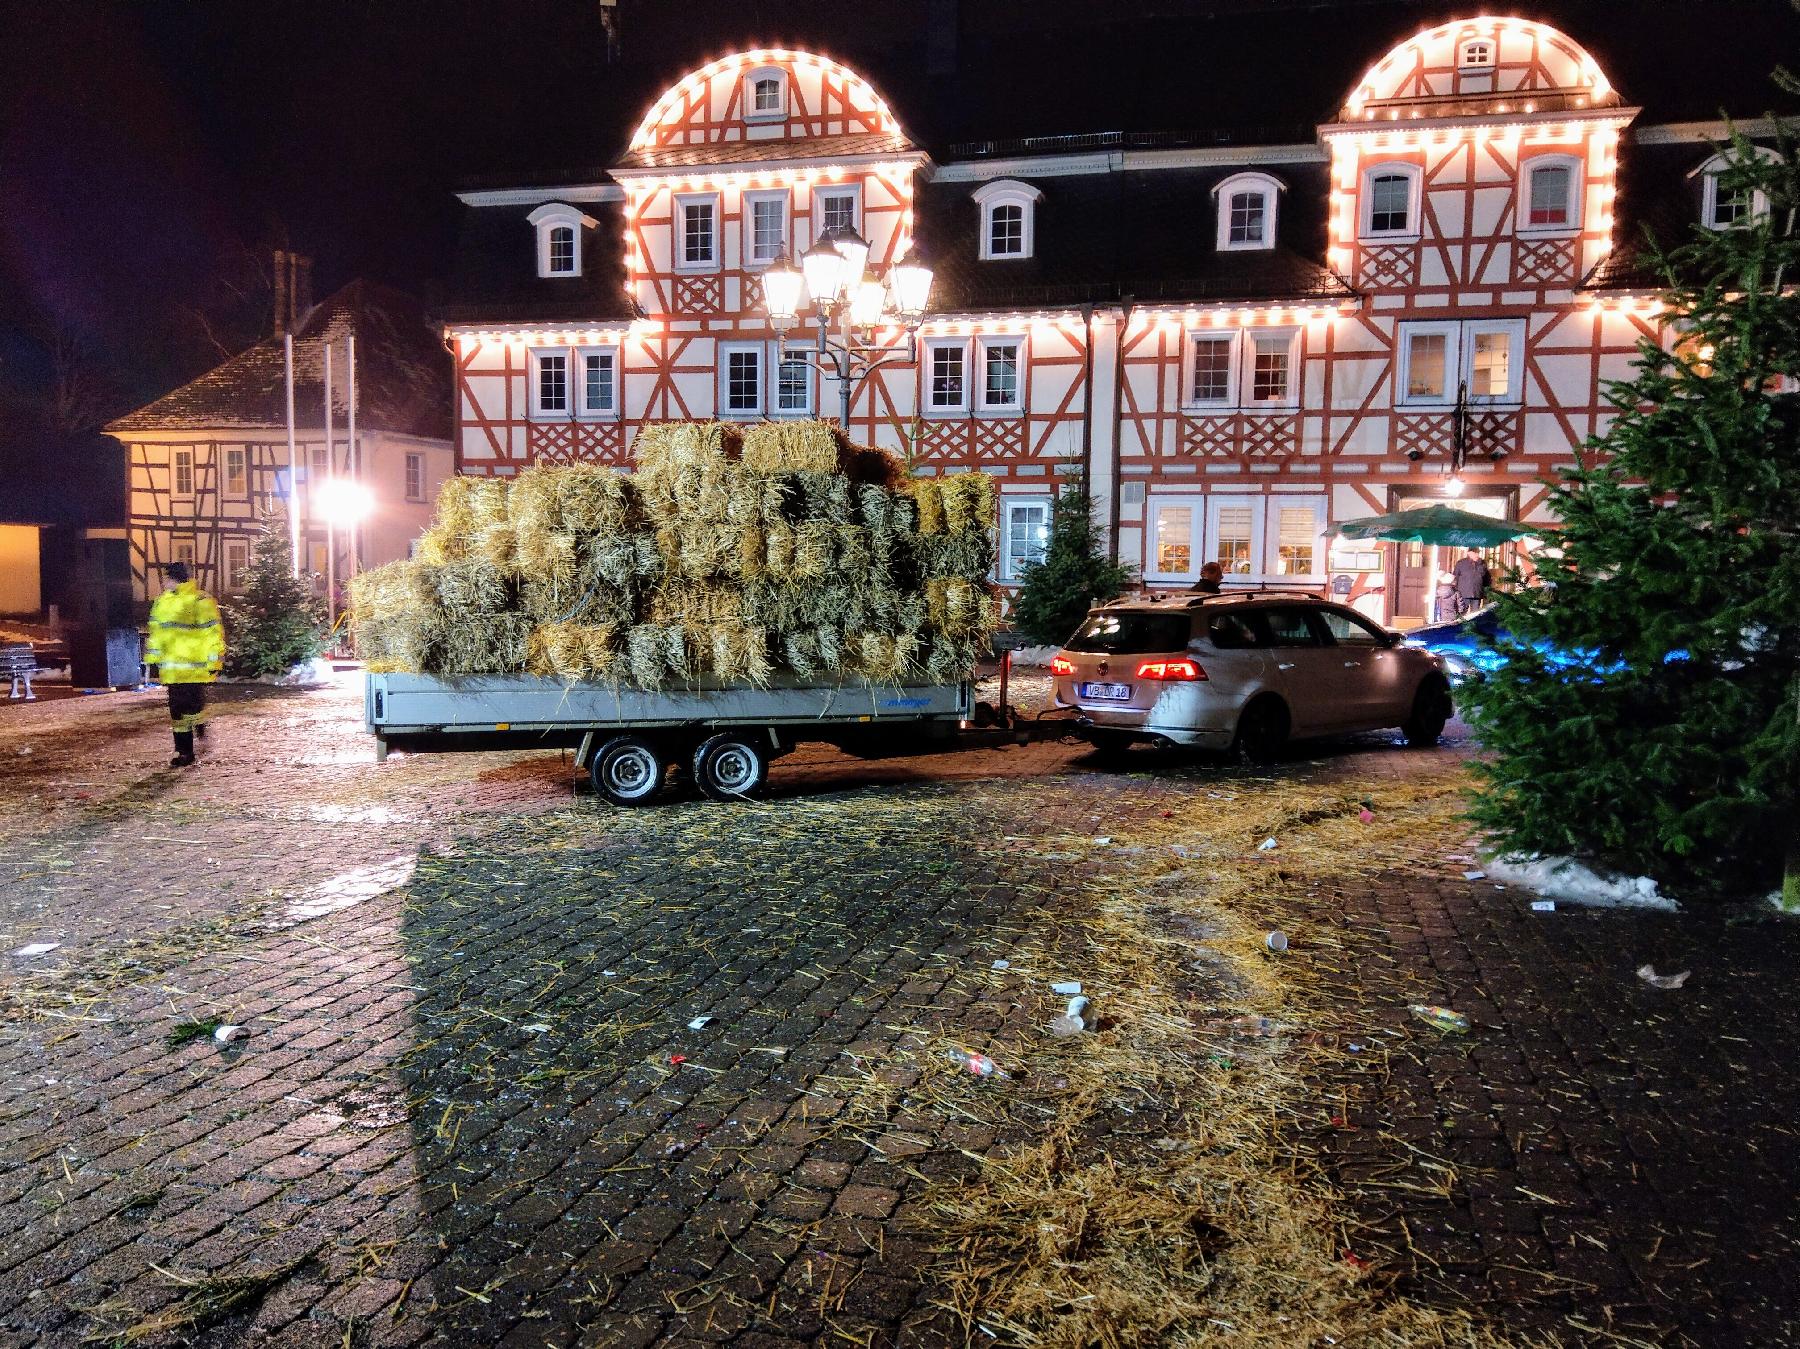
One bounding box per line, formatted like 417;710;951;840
352;419;998;686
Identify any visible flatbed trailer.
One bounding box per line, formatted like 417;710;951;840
365;667;1065;804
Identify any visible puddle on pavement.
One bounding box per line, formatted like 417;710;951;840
304;804;412;825
277;854;417;927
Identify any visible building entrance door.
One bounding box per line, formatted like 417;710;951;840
1392;493;1510;625
1395;540;1430;623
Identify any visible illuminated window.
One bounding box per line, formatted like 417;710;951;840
1362;164;1421;238
1214;172;1282;251
1000;497;1051;580
1275;507;1318;576
1154;503;1195;576
926;339;969;412
974;180;1042;260
1527;165;1571;227
1214;503;1255;573
1406;331;1449;400
720;343;762;416
1468;330;1511;399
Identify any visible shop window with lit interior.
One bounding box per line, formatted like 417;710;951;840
973;180;1042;260
1521;156;1581;233
1146;496;1202;582
1213;172;1282;251
528;202;595;278
1360;163;1421;239
744;67;787;122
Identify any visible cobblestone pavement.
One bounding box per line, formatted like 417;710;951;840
1;677;1796;1346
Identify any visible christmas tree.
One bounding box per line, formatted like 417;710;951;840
1010;477;1136;647
221;517;328;679
1463;130;1800;900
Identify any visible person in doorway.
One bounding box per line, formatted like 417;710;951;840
1451;548;1492;618
146;562;225;767
1188;561;1225;595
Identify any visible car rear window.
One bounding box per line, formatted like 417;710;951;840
1066;612;1193;654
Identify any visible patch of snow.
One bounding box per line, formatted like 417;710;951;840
1483;854;1678;911
273;657;337;687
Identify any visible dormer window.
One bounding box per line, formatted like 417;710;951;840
1695;152;1770;230
1213;172;1283;252
1521;156;1581;233
527;202;597;278
1361;163;1422;240
973;180;1043;261
744;67;787;123
1458;38;1494;69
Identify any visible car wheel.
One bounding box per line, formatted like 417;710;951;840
1234;698;1288;765
1403;677;1452;747
591;734;667;806
692;732;770;801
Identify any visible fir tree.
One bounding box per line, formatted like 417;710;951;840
221;516;328;679
1011;478;1136;647
1463;129;1800;900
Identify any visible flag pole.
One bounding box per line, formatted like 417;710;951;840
324;341;336;635
284;332;301;577
347;331;359;584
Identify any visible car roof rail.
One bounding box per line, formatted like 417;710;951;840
1182;588;1324;608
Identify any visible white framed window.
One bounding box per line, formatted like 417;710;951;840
999;495;1051;582
1458;37;1494;69
404;452;425;502
1696;152;1770;230
1395;320;1525;407
1397;320;1460;406
1361;162;1422;239
576;346;619;417
223;538;250;592
172;449;194;498
744;67;786;122
1146;495;1204;581
1185;331;1237;408
310;446;329;484
172;538;197;569
531;349;570;418
973;180;1042;260
1209;496;1261;576
978;337;1023;412
814;186;860;241
1245;329;1300;407
527;202;595;278
1521;156;1581;233
773;347;814;416
675;194;719;270
1213;172;1282;251
924;338;970;413
743;191;789;266
719;342;763;417
224;446;247;497
1268;497;1327;578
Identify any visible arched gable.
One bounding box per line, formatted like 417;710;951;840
1341;18;1615;120
627;49;907;152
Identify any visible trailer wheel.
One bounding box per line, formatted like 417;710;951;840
591;735;667;807
692;732;769;802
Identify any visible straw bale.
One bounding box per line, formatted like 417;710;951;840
913;530;994;581
939;470;997;535
508;466;561;535
580;534;639;589
436;559;510;613
528;621;617;680
634;420;742;477
516;525;577;586
626;625;669;689
415;524;459;565
793;521;835;579
908;479;946;535
855;483;895;532
927;578;989;636
783;631;821;681
896;594;927;632
434;476;480;538
816;625;845;672
437;613;530;675
738;522;766;578
925;633;976;684
474;522;520;575
663;623;696;681
557;463;633;531
852;631;920;685
741;419;841;475
632;534;665;581
795;472;854;524
836;524;872;576
469;476;512;530
764;522;796;578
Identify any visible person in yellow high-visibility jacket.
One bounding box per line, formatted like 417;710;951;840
146;562;225;767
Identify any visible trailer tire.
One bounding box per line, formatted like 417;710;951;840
591;735;667;807
692;732;769;802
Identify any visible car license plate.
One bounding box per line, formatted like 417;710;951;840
1081;682;1132;701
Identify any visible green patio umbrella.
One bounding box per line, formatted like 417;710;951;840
1324;505;1537;548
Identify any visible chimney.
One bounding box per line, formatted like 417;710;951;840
272;248;290;336
290;255;314;325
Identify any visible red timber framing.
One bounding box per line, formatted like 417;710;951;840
448;26;1707;621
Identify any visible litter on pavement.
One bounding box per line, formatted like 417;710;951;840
1257;837;1279;852
1048;995;1091;1037
1264;930;1289;953
1050;980;1082;995
1637;964;1691;990
991;959;1010;970
12;943;60;957
212;1024;249;1043
1530;900;1557;912
686;1015;714;1030
949;1049;999;1077
1409;1004;1471;1033
1462;869;1488;881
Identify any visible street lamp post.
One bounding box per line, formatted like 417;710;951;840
759;227;933;428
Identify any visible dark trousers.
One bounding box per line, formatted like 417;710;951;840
167;684;207;756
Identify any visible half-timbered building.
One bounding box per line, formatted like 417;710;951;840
445;16;1777;626
109;280;454;606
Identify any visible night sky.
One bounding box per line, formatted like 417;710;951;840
3;0;1798;518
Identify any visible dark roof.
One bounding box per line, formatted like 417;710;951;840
440;201;636;327
107;281;452;439
916;162;1351;312
1584;136;1768;291
614;132;913;171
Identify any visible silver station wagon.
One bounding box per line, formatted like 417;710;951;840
1050;592;1453;761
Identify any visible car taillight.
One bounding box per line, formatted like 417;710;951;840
1050;656;1076;676
1134;658;1207;681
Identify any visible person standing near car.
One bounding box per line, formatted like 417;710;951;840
1188;561;1225;595
1452;548;1492;617
146;561;224;767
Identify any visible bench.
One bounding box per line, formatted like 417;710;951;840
2;644;37;701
